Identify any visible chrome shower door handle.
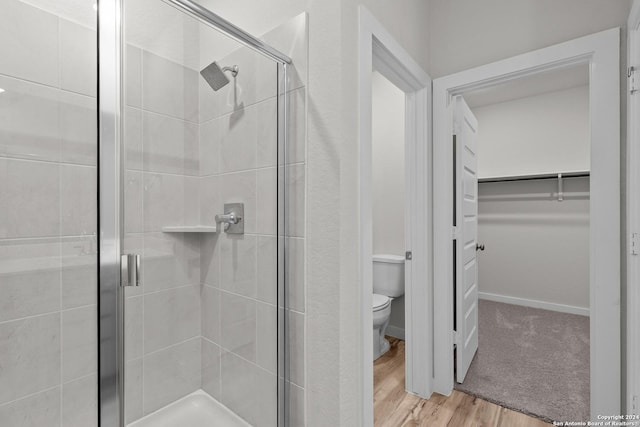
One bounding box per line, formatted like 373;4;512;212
121;254;141;287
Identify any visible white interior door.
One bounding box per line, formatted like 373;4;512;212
454;95;479;383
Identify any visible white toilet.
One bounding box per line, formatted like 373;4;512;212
372;254;405;360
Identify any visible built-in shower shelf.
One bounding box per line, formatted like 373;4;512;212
162;226;217;233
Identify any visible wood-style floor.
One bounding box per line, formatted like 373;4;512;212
373;338;553;427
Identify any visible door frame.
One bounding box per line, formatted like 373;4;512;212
627;0;640;416
433;28;621;419
358;6;432;425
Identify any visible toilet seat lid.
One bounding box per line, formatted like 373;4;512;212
372;294;391;310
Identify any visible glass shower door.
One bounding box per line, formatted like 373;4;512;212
119;1;283;425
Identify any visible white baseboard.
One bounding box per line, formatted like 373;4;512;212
478;292;590;317
386;325;405;340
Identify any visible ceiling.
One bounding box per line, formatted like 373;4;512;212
464;64;589;108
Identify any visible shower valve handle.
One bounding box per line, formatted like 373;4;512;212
215;212;241;226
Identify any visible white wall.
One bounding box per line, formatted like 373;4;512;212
474;86;590;179
477;178;591;312
371;71;406;336
471;87;591;313
372;71;405;256
429;0;630;78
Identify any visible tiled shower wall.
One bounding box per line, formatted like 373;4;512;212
123;9;308;426
197;14;308;427
0;1;98;426
122;10;203;421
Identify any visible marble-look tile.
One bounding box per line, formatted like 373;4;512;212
142;51;198;122
201;285;220;343
125;358;143;424
59;19;97;97
282;88;306;165
219;105;257;174
219;170;257;234
0;387;60;427
256;301;277;374
125;107;143;170
143;111;197;175
220;351;256;425
201;338;221;400
62;305;97;382
220;291;256;362
0;238;60;322
0;158;59;239
183;176;200;226
288;310;305;388
59;91;97;166
256;236;277;306
0;313;60;404
220;234;257;298
199;118;220;177
289;383;306;427
283;164;305;237
144;286;200;354
286;237;305;313
199;175;219;228
61;235;97;310
256;98;277;169
256;167;277;235
220;351;276;426
125;296;143;361
125;170;143;234
143;233;198;292
61;374;97;427
0;0;59;87
0;76;60;163
143;338;201;415
126;45;142;108
200;233;220;287
255;367;277;427
143;172;184;232
60;165;97;236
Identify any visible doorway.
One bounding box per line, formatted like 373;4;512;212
451;65;592;421
433;28;621;420
358;6;432;426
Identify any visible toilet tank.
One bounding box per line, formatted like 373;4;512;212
372;254;405;297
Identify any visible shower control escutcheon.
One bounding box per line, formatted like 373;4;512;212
216;203;244;234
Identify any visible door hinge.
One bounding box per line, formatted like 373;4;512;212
452;226;459;239
632;233;640;256
629;67;640;94
453;330;459;346
405;251;413;261
632;394;638;411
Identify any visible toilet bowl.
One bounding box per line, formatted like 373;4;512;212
372;294;392;359
372;254;405;360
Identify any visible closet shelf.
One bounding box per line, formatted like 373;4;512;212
162;226;217;233
478;171;590;183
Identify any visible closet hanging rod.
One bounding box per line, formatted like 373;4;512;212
478;171;590;183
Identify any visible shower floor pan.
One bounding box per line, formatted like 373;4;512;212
128;390;251;427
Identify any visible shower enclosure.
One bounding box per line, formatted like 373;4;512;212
101;0;293;426
0;0;303;425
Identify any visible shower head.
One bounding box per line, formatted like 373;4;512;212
200;62;239;91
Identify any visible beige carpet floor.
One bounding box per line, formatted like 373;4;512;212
454;300;590;423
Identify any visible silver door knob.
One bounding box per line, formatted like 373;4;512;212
476;243;485;251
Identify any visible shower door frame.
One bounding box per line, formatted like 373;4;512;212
97;1;292;426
